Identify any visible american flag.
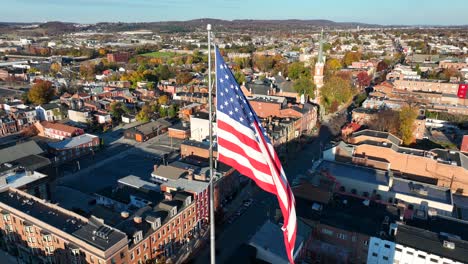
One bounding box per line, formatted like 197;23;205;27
215;47;297;263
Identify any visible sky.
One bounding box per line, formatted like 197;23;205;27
2;0;468;25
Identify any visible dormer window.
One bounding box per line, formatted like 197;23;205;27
133;231;143;244
2;213;10;221
185;196;192;206
171;207;177;217
153;218;161;230
25;225;34;233
71;248;80;256
43;234;52;242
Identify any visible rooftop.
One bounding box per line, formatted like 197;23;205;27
396;218;468;263
95;185;163;206
48;134;98;149
41;121;81;134
0;188;127;251
297;194;399;237
249;220;304;263
317;160;390;186
118;175;160;192
39;103;60;110
133;119;172;135
191;111;209;120
391;178;452;205
351;129;401;145
0;141;44;164
152;165;187;181
0;170;48;190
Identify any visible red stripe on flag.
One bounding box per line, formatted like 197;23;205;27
217;137;271;175
218;153;276;194
217;120;262;153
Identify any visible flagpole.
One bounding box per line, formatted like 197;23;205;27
207;23;216;264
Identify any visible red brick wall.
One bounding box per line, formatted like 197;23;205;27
128;203;198;264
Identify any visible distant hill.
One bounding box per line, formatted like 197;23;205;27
94;19;378;33
0;19;378;35
0;19;466;35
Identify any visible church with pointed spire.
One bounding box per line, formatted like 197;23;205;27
314;29;326;102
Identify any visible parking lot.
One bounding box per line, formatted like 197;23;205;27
58;150;156;194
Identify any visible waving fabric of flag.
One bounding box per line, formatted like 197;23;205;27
215;47;297;263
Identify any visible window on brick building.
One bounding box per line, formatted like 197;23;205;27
120;251;125;259
136;248;140;255
130;252;134;260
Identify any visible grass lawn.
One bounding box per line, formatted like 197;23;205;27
140;51;177;58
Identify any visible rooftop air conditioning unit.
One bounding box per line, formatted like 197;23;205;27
443;241;455;250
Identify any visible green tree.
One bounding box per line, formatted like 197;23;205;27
110;102;130;120
321;75;354;113
136;105;152;122
415;64;422;75
158;95;169;105
287;62;310;80
234;71;246;84
28;80;55;105
50;62;62;75
159;106;167;117
176;72;193;85
342;51;362;67
398;106;418;145
325;58;342;74
79;62;96;80
155;64;173;80
167;105;177;118
27;67;40;74
293;77;315;98
252;55;275;72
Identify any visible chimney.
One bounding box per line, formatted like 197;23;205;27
164;192;173;201
389;223;398;237
199;172;207;181
288;103;292;108
153;164;158;172
133;216;142;224
121;211;130;218
188;169;194;180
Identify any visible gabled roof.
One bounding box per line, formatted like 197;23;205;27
41;121;80;134
48;134;97;149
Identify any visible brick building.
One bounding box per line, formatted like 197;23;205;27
168;123;190;140
94;181;198;263
106;52;130;63
47;134;100;163
35;121;84;140
393;79;460;95
0;116;19;136
124;119;172;142
439;61;468;70
296;190;398;264
327;130;468;195
0;188;129;264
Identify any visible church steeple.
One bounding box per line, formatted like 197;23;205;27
314;29;326;102
317;28;325;64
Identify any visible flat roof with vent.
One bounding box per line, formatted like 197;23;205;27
391;178;452;205
395;220;468;263
0;188;127;251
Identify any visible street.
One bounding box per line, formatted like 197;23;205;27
191;110;348;264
